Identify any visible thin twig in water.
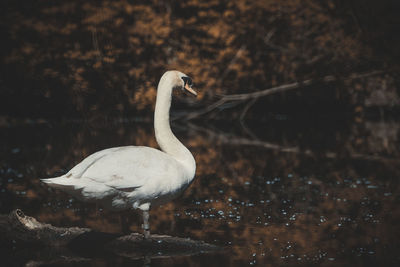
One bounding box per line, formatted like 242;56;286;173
239;98;259;140
240;98;257;123
182;98;228;121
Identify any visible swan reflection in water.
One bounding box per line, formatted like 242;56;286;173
42;71;198;238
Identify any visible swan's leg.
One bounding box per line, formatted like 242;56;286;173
142;209;150;238
138;203;151;238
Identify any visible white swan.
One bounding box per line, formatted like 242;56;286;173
41;70;197;238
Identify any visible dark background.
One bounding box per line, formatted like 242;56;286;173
0;0;399;120
0;0;399;266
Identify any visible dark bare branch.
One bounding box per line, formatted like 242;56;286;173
188;123;400;164
183;70;385;120
222;70;384;101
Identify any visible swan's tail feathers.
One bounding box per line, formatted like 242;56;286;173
40;177;78;191
40;176;87;200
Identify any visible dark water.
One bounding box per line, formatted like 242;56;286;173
0;115;399;266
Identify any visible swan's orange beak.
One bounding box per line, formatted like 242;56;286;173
184;83;197;96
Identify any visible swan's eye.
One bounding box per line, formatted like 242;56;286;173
181;76;193;87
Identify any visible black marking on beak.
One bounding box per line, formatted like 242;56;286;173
181;76;193;87
181;76;197;96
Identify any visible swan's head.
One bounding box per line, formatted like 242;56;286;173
163;70;197;96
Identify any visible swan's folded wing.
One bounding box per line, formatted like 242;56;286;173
78;146;181;190
66;147;123;178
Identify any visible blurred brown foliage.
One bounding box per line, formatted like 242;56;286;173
0;0;399;118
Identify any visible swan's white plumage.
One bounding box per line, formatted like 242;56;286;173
43;146;191;210
42;71;197;218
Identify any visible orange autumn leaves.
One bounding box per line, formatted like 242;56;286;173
2;0;373;117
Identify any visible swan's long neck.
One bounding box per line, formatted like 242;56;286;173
154;74;196;179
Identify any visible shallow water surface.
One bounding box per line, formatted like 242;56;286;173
0;117;399;266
